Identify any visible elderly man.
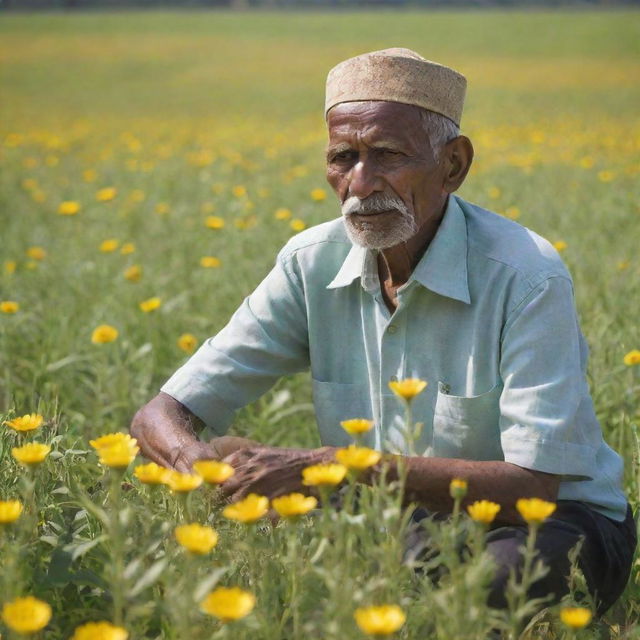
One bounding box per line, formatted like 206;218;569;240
131;49;635;613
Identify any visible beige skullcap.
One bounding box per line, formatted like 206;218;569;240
325;47;466;127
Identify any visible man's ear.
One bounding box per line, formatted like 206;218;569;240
443;136;474;193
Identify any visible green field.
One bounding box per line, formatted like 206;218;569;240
0;10;639;639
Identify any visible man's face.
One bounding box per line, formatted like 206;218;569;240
325;101;447;250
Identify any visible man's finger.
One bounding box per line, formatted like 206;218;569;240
223;448;256;468
172;441;220;473
210;436;262;458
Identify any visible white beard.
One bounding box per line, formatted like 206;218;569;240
341;193;417;249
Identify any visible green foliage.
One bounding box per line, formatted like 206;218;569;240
0;9;639;639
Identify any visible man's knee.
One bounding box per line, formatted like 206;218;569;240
485;523;577;610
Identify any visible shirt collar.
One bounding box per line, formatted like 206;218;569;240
326;194;470;305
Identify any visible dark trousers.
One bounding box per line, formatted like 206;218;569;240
407;501;637;616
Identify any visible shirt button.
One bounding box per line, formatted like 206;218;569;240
387;324;397;334
390;375;398;382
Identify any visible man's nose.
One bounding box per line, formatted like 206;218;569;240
347;159;384;200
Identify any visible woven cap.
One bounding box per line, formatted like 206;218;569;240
325;48;466;126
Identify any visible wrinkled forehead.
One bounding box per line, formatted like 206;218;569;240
326;101;426;146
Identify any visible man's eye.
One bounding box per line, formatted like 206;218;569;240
381;149;401;157
332;151;355;162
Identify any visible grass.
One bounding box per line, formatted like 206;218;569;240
0;9;639;639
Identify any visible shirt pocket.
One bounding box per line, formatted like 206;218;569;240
311;379;372;448
432;381;504;461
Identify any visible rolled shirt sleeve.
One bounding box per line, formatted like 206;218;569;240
499;275;598;480
161;249;310;434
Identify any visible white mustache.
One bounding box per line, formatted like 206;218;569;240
341;194;409;217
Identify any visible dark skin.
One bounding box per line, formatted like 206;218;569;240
130;101;559;525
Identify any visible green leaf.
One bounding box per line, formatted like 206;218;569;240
65;535;107;561
193;567;227;603
128;557;169;597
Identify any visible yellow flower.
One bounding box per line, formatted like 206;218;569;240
134;462;168;485
200;586;255;622
4;260;17;275
163;470;203;493
467;500;501;525
58;200;81;216
505;206;520;220
90;433;136;450
154;202;170;215
597;170;615;182
310;188;326;201
192;460;234;484
623;350;640;366
617;260;630;271
4;413;44;432
2;596;52;634
232;185;247;198
302;463;347;487
235;215;256;230
175;523;219;554
205;216;225;229
139;297;161;313
222;493;269;523
26;246;46;260
340;418;374;435
177;333;198;354
487;186;501;199
388;378;428;401
449;478;468;500
12;442;51;466
99;239;119;253
578;156;595;169
516;497;556;525
335;445;381;471
96;187;117;202
91;324;119;344
290;219;306;232
123;264;142;282
0;500;23;524
200;256;221;268
120;242;135;255
553;240;568;252
274;207;292;220
129;189;145;203
559;607;592;630
354;604;406;636
71;621;129;640
96;440;139;469
271;492;317;518
1;300;19;314
82;169;98;182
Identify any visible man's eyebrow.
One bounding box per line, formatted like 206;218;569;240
368;139;404;150
325;142;353;158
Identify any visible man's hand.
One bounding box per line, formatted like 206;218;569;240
221;445;336;501
131;392;220;472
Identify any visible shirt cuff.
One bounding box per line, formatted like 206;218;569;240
501;434;596;481
161;374;235;436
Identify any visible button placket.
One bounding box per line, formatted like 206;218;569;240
380;308;407;432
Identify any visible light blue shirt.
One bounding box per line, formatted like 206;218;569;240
162;194;627;521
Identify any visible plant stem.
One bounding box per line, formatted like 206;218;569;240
108;469;126;626
287;522;301;638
